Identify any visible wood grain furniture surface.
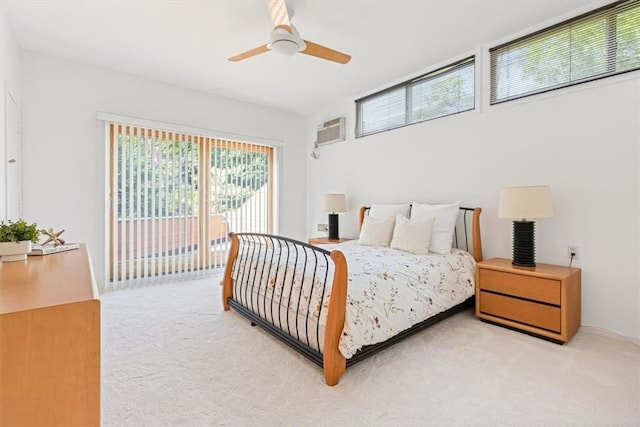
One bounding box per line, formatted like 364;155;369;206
308;236;354;245
475;257;581;343
223;206;482;385
0;244;100;427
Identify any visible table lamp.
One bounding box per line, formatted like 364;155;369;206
322;193;346;240
498;185;554;267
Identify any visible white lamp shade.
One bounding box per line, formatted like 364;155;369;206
498;185;554;219
322;193;347;213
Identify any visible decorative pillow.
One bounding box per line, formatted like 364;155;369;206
358;215;396;247
390;214;435;255
410;201;461;254
368;203;411;220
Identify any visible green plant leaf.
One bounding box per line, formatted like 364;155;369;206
0;219;40;243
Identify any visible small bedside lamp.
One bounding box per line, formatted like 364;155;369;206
322;193;346;240
498;185;554;267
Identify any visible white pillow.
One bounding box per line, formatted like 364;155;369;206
358;216;396;247
410;201;460;254
368;203;410;220
390;214;435;255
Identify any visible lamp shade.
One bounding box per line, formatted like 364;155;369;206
322;193;346;213
498;186;554;220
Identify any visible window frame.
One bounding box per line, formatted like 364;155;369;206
489;0;640;105
355;56;476;138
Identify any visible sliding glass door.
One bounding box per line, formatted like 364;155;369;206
108;123;273;287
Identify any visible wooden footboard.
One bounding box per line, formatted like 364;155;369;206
222;233;239;312
323;250;347;385
221;233;348;385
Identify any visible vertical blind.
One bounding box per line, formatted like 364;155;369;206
355;56;475;137
108;123;273;290
491;0;640;104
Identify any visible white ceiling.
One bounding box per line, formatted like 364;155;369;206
4;0;600;116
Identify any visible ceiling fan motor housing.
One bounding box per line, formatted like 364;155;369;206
268;26;306;56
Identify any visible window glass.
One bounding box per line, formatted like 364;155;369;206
491;0;640;104
359;87;406;135
411;62;474;122
356;57;475;137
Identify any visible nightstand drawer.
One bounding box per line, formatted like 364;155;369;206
478;269;560;305
479;292;561;332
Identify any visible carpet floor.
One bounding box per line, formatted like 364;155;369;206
102;276;639;426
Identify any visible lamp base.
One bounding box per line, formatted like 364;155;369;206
512;220;536;267
328;213;339;240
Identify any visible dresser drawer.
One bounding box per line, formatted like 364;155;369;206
478;269;560;305
479;291;561;333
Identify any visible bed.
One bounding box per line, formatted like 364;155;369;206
222;204;482;385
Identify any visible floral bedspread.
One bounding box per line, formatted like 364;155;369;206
332;242;475;357
231;241;476;359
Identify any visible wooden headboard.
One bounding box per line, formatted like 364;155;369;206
358;206;483;262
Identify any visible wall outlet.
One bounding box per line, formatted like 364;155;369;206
317;224;328;232
567;245;580;260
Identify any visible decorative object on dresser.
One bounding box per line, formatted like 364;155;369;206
498;185;554;267
29;242;80;256
308;236;353;246
0;219;40;262
322;193;347;240
475;258;581;344
40;227;66;246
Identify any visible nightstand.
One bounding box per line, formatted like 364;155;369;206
308;237;353;246
475;258;581;344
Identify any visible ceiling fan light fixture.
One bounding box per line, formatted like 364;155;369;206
269;39;300;56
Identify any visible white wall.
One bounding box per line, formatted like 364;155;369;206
20;51;307;289
0;3;23;222
307;72;640;339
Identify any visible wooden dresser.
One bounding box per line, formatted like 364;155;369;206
0;244;100;426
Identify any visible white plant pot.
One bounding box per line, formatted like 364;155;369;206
0;241;32;262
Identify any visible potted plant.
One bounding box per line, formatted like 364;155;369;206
0;219;40;262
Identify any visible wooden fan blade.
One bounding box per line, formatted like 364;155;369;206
228;44;270;62
267;0;290;28
301;40;351;64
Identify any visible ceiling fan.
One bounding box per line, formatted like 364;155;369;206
228;0;351;64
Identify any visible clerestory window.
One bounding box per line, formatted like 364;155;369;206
490;0;639;104
356;56;475;137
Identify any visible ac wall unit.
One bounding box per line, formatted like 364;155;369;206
316;117;346;145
